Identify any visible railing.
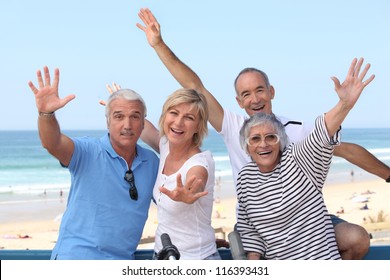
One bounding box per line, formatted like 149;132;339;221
1;246;390;260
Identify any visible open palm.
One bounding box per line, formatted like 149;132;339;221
28;66;75;113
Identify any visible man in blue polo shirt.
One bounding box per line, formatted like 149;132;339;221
28;66;159;259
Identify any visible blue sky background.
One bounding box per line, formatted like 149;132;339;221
1;0;389;130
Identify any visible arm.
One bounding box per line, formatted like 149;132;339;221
141;120;160;153
325;58;375;136
28;66;75;166
323;59;388;181
136;8;225;132
247;252;262;260
335;142;390;180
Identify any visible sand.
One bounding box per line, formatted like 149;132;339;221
1;178;389;251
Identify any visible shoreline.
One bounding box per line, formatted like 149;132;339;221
1;177;390;250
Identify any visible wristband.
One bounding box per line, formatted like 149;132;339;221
38;111;55;117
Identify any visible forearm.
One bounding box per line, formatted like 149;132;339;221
38;112;62;149
335;142;390;180
140;119;160;153
324;102;350;137
38;113;73;165
152;40;224;131
247;252;261;260
153;40;203;91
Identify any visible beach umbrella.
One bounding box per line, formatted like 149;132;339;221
351;195;369;203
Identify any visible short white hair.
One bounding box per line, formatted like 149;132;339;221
105;89;147;118
239;113;289;154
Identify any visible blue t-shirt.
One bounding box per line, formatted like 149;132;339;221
51;133;159;259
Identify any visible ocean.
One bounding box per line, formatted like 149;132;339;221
1;128;390;200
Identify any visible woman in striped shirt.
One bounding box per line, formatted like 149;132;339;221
236;58;375;260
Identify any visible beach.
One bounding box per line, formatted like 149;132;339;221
1;177;389;251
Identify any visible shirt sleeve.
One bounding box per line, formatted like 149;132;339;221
291;114;341;190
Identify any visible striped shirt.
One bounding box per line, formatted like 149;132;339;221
236;115;341;260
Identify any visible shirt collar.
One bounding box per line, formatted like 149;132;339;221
101;133;146;170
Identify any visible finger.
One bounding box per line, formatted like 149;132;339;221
144;9;160;32
354;57;364;78
113;82;121;91
146;8;158;23
186;175;198;190
190;177;205;193
330;76;341;90
28;81;39;95
358;62;371;82
192;191;208;200
106;84;114;94
59;94;76;108
138;10;148;25
52;68;60;90
44;66;51;87
176;173;183;188
37;69;44;89
347;58;358;78
159;185;172;197
136;22;146;32
362;74;375;87
142;8;152;23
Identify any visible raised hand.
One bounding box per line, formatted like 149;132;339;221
106;82;121;94
136;8;163;48
331;58;375;110
28;66;75;113
99;82;122;106
159;173;208;204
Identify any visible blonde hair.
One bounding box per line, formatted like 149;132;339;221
158;88;208;147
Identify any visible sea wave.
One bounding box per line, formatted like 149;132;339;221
213;155;230;162
368;148;390;154
0;183;69;195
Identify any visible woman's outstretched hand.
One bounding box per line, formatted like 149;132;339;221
159;173;208;204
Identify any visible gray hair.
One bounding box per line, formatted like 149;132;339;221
239;113;289;154
105;89;147;118
234;67;271;95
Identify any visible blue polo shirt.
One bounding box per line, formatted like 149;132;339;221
51;133;159;260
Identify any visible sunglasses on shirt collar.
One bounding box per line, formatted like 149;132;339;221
124;169;138;201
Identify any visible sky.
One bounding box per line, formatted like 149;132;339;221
1;0;389;130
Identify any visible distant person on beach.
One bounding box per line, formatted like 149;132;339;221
135;8;390;259
337;207;345;214
28;66;159;259
236;58;373;259
106;84;220;260
360;203;369;210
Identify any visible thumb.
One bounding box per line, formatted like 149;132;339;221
136;22;144;30
60;94;76;108
330;76;341;90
